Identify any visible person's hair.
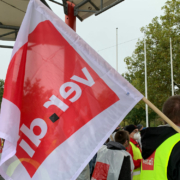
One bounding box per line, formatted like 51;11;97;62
162;95;180;124
115;130;129;145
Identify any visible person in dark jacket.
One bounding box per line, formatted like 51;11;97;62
92;131;134;180
140;95;180;180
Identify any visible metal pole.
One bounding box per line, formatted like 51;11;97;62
0;45;13;49
101;0;103;9
116;28;118;72
144;36;149;127
170;38;174;96
65;1;76;31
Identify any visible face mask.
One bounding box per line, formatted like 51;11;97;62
133;132;141;140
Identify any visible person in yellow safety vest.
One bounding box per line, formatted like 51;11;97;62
124;125;142;180
140;95;180;180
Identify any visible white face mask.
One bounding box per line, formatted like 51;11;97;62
133;132;141;140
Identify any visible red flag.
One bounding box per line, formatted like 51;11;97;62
0;0;143;179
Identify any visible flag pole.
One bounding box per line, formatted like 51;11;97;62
65;1;76;31
142;97;180;133
144;36;149;127
116;28;118;72
170;38;174;96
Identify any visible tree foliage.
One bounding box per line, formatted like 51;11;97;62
124;107;157;126
123;0;180;126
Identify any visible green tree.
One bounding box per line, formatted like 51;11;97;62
124;107;146;125
0;79;4;107
123;0;180;126
123;106;157;126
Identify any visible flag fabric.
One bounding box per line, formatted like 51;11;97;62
0;0;143;179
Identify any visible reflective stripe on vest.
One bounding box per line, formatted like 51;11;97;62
130;142;142;180
140;133;180;180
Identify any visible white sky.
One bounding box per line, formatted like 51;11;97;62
0;0;167;80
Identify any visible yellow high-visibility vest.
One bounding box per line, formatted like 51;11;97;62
130;142;142;180
140;133;180;180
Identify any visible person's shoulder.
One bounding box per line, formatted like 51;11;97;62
168;141;180;180
170;141;180;157
120;150;132;157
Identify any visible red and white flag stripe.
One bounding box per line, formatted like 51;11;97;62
0;0;143;180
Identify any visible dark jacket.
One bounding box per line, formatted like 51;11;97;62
141;126;180;180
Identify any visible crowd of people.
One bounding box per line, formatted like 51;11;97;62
77;95;180;180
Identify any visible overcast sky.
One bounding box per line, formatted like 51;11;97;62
0;0;167;80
